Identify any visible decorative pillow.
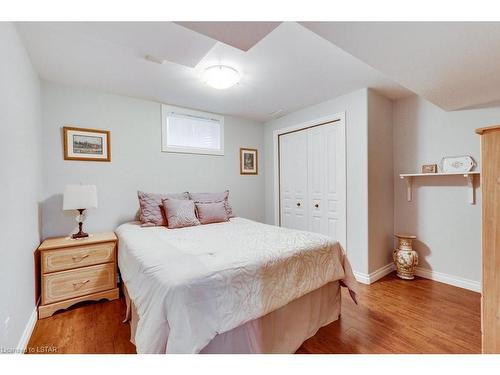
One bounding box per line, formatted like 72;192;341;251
189;191;234;218
162;199;200;229
195;201;229;225
137;191;189;227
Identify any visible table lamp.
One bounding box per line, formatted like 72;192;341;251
63;185;98;239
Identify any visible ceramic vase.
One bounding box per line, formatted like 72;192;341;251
393;234;419;280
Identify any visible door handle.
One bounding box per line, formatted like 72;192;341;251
315;203;319;208
72;254;89;262
296;202;301;207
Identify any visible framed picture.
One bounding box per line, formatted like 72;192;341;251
240;148;258;175
421;164;437;173
63;126;111;162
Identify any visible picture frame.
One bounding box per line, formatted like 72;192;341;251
63;126;111;162
421;164;437;173
240;148;258;175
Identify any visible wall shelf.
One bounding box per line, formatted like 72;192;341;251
399;171;480;204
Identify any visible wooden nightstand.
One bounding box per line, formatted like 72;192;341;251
37;232;119;319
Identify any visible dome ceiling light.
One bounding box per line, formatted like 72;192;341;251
203;65;240;90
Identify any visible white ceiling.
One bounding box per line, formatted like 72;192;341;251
301;22;500;111
16;22;410;122
16;22;500;121
26;22;218;68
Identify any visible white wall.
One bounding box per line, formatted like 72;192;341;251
393;95;500;288
0;23;41;351
367;90;394;273
264;89;369;274
41;81;265;238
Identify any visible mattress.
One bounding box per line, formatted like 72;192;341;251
116;218;357;353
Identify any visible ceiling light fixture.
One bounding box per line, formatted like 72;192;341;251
203;65;240;90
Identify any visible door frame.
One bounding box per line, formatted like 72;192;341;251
273;111;347;247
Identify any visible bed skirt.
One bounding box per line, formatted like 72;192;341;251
122;281;341;354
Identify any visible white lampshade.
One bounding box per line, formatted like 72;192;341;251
63;185;98;210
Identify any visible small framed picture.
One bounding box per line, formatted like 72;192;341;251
421;164;437;173
240;148;258;175
63;126;111;162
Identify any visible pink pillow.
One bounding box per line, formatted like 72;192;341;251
138;191;189;227
189;191;234;218
162;199;200;229
195;201;229;225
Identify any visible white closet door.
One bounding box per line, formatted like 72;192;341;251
310;123;346;247
279;120;346;248
279;130;309;231
307;126;327;234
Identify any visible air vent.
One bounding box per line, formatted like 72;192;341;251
145;55;166;64
269;109;285;119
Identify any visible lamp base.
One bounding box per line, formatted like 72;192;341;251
72;209;89;239
71;229;89;239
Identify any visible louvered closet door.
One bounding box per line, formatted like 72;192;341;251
279;121;346;247
279;130;309;231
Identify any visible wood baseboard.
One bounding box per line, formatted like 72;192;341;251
38;288;119;319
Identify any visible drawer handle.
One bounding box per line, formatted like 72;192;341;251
296;202;301;207
72;254;90;262
315;203;319;208
72;279;90;289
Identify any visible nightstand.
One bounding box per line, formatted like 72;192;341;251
37;232;119;319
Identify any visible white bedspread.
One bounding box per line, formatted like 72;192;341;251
116;218;357;354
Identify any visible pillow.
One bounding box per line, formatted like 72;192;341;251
189;191;234;218
137;191;189;227
195;201;229;225
162;199;200;229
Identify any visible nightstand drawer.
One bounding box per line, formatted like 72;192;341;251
42;263;115;305
42;242;115;273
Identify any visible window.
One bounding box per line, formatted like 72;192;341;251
161;105;224;155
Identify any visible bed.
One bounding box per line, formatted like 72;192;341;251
116;217;357;354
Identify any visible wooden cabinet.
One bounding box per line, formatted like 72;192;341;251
38;232;119;319
476;125;500;353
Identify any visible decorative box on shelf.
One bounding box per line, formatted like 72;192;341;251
37;232;119;319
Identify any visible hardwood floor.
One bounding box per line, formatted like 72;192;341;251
27;272;481;354
27;294;135;354
297;273;481;354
